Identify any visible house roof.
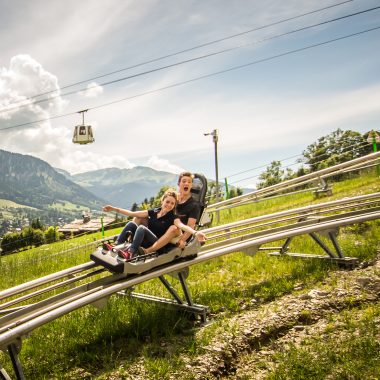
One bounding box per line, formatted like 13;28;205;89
58;216;115;233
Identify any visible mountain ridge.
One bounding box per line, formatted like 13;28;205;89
0;149;104;210
0;150;181;226
71;166;179;209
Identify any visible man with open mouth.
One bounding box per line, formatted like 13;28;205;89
143;171;206;254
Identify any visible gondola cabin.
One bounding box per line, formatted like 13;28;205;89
73;109;95;144
72;124;95;144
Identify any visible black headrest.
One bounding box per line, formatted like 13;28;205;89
191;173;207;207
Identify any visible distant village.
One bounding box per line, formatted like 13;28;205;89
0;210;115;239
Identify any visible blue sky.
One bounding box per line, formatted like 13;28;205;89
0;0;379;189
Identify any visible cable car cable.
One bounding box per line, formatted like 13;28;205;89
2;5;377;113
225;138;369;183
0;0;355;111
1;25;379;133
229;141;370;185
225;154;304;179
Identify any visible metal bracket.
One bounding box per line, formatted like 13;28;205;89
119;268;208;322
268;224;358;268
241;245;260;256
0;339;26;380
91;296;110;309
313;177;333;197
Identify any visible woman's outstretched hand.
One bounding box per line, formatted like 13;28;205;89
102;205;114;212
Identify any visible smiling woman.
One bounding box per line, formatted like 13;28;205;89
101;188;179;259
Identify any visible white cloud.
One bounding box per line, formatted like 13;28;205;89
1;1;380;181
0;54;65;118
79;82;104;98
0;55;136;174
0;54;69;159
58;150;136;174
144;155;185;174
0;55;187;176
2;53;379;179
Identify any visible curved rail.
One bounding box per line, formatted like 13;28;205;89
206;151;380;213
1;192;380;351
0;262;98;302
0;209;379;351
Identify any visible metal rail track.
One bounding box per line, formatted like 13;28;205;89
1;192;380;379
206;151;380;213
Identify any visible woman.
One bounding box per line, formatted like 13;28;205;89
142;171;206;254
102;189;178;259
104;188;203;259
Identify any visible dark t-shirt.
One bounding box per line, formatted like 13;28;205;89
175;196;200;225
147;208;175;238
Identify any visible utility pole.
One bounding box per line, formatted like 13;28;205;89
204;129;220;222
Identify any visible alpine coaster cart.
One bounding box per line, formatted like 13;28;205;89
90;173;209;322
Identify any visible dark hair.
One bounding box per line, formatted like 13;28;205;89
177;171;194;185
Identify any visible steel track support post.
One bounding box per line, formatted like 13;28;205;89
123;273;208;322
279;236;293;254
178;271;194;306
278;216;307;254
328;231;344;258
7;343;25;380
309;232;336;258
138;274;208;322
176;271;207;322
159;276;184;304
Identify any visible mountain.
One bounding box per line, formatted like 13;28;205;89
0;150;179;233
0;149;251;234
0;149;105;212
71;167;179;209
54;167;72;179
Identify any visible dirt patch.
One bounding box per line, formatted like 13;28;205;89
171;255;380;379
91;254;380;380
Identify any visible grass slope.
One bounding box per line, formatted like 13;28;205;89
0;169;379;379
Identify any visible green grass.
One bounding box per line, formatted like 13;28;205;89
0;227;122;289
0;199;37;209
0;169;379;378
219;169;380;225
267;303;380;380
48;200;89;211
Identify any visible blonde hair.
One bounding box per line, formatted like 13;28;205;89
161;188;178;205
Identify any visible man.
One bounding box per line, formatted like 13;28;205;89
143;171;206;254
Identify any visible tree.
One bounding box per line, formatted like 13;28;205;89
32;229;45;247
45;226;59;244
229;187;243;199
31;218;44;230
138;186;171;209
0;232;20;254
22;227;34;248
257;161;284;189
303;129;371;172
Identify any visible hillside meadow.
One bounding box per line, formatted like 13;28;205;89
0;169;379;379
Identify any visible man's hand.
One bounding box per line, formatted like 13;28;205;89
195;231;206;243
